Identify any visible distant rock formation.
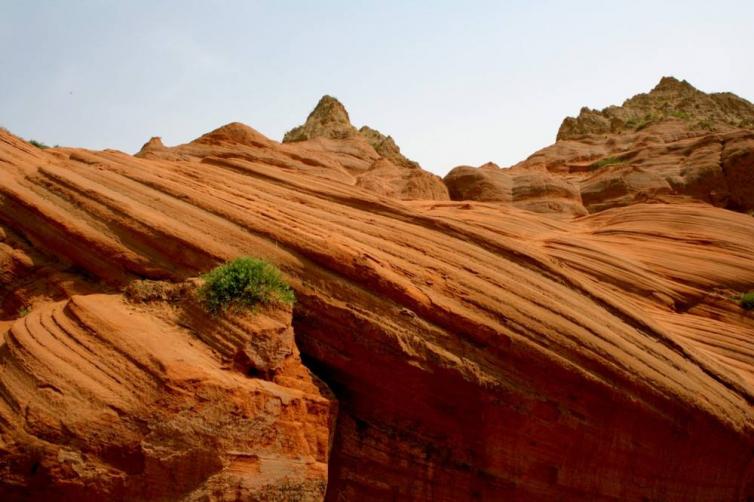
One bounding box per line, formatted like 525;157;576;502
283;95;357;142
357;125;419;169
557;76;754;140
136;96;448;201
444;162;588;217
447;77;754;215
282;95;449;200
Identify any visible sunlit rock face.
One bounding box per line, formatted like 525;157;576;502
1;82;754;500
445;77;754;215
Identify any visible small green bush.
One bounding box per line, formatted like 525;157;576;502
29;139;49;149
590;156;625;170
741;292;754;311
17;306;30;317
625;112;656;131
198;257;294;314
669;110;690;121
695;120;715;131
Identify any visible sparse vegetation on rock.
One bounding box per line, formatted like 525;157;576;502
283;95;357;142
591;156;626;170
28;139;48;149
198;257;294;314
741;292;754;310
557;76;754;140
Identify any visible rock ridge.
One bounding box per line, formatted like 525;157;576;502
558;76;754;140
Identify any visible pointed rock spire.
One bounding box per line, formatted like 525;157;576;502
283;95;357;142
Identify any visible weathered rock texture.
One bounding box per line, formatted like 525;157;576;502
558;76;754;140
446;77;754;215
2;94;754;500
0;285;333;500
282;95;449;200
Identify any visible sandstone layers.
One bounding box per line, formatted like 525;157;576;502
445;77;754;216
281;95;449;201
1;85;754;500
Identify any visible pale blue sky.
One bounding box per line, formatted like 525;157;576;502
2;1;753;174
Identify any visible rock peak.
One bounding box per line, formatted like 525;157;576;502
283;95;357;142
651;76;696;93
192;122;272;147
281;95;430;176
311;95;351;123
557;76;754;140
135;136;166;157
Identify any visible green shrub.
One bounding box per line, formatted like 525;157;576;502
741;292;754;311
625;112;656;131
17;306;30;317
590;156;625;170
669;110;690;120
28;139;49;149
695;120;715;131
198;257;294;314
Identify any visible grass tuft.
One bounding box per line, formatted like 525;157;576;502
28;139;49;149
590;156;625;170
198;257;294;314
741;292;754;311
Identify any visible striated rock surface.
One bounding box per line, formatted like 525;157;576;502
2;123;754;500
0;291;334;500
446;78;754;215
444;162;588;217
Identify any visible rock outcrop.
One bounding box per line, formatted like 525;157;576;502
283;96;357;142
557;76;754;140
0;291;333;500
444;162;588;217
2;122;754;500
446;77;754;215
282;95;449;200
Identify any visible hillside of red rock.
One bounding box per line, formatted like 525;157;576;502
445;77;754;216
281;95;449;201
1;85;754;500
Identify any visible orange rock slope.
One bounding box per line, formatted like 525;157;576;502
1;89;754;500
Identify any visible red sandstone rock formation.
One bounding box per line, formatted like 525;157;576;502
445;77;754;215
282;95;449;200
1;87;754;500
0;293;332;500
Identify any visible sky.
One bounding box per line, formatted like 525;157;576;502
2;1;753;175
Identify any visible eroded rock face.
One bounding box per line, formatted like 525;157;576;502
446;78;754;215
2;125;754;500
557;76;754;140
0;291;334;500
